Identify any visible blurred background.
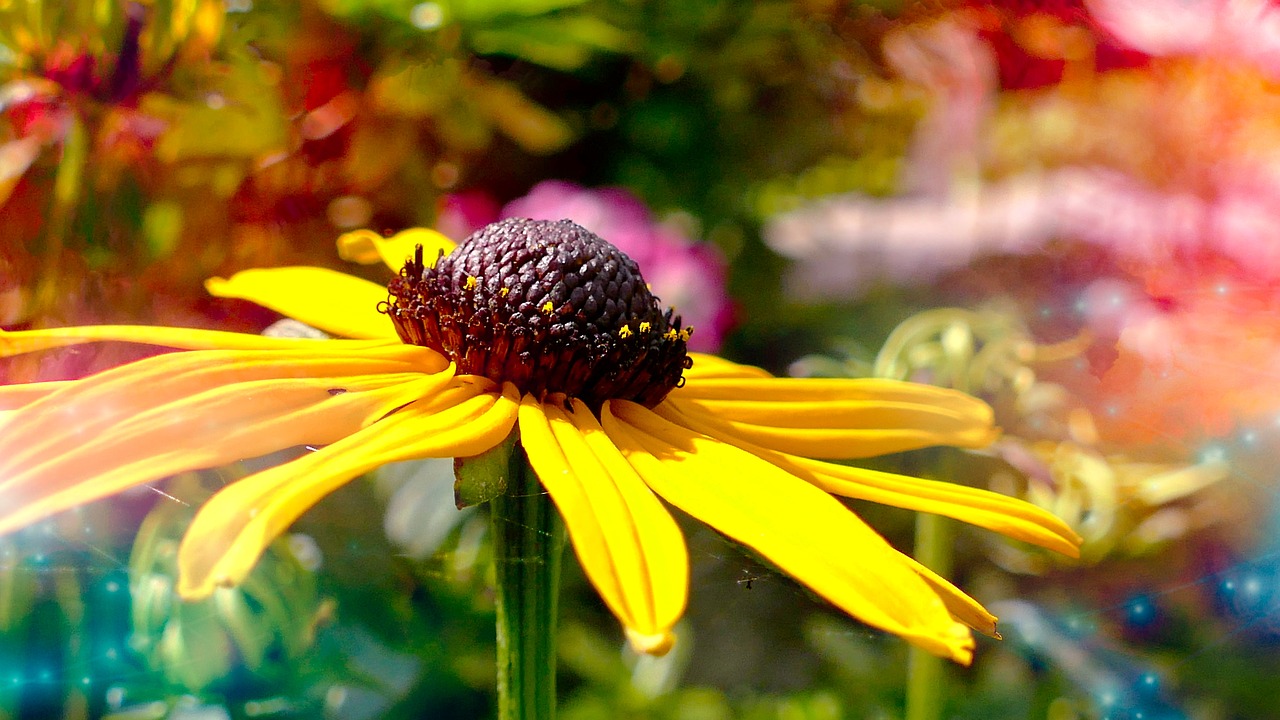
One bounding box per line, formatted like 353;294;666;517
2;0;1280;718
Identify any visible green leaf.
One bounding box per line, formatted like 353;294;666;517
150;56;287;162
446;0;592;23
468;14;634;70
368;58;463;119
469;76;575;153
142;201;184;260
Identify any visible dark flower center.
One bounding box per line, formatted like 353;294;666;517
383;218;693;408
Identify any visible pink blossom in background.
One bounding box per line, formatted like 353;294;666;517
498;180;734;352
1089;269;1280;444
435;188;502;241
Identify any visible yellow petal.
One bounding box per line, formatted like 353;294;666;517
519;396;688;655
177;381;519;598
0;345;452;536
670;378;997;458
205;267;396;339
0;380;70;409
602;400;975;664
682;353;773;380
678;375;991;407
1;344;442;474
0;324;397;359
658;400;1080;557
0;380;71;434
898;554;999;637
337;227;456;272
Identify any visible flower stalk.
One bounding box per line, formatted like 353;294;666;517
904;447;960;720
490;440;566;720
905;511;952;720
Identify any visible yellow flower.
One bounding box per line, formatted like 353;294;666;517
0;219;1080;664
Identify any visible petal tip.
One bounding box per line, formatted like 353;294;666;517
905;621;975;665
203;276;231;297
972;616;1000;639
626;627;677;656
943;624;976;665
335;229;384;264
174;573;219;601
1059;537;1084;559
337;227;457;272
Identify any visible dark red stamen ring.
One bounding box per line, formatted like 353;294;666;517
383;218;693;408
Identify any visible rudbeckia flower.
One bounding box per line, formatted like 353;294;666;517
0;218;1079;664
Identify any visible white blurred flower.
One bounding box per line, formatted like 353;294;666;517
1088;0;1280;75
378;458;472;560
766;165;1280;300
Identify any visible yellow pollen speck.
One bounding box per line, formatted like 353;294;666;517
465;275;477;290
500;287;510;297
619;325;633;338
541;301;554;314
678;328;692;342
663;329;678;340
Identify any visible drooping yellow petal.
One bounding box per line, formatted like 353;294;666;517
0;324;397;359
0;380;70;434
602;400;975;664
0;380;70;409
177;381;519;599
337;227;456;272
205;267;396;339
1;344;443;475
669;378;997;458
672;399;994;458
518;396;688;655
683;353;773;380
657;401;1081;557
898;554;999;637
677;375;993;410
0;345;453;536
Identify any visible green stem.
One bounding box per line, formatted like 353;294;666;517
905;511;952;720
490;447;565;720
